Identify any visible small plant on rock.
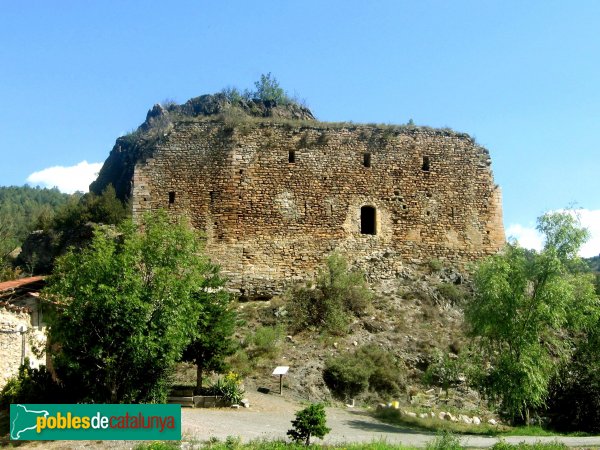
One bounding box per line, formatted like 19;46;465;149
287;403;331;446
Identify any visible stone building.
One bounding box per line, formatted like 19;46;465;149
0;276;47;389
92;95;504;299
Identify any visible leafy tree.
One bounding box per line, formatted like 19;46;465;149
181;263;237;391
45;211;209;403
252;72;289;104
0;185;73;270
546;324;600;433
465;211;599;423
51;184;129;231
287;403;331;446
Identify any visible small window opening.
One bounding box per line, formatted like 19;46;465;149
422;156;430;171
288;151;296;163
363;153;371;168
209;191;215;204
360;206;377;235
168;192;175;204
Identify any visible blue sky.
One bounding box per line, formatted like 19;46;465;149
1;1;599;256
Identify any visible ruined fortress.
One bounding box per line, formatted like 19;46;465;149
92;95;504;299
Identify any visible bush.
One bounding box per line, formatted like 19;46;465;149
323;344;404;401
423;350;466;397
0;359;63;409
209;372;245;404
253;73;290;104
426;431;463;450
437;283;465;304
287;253;372;335
322;355;370;400
246;325;285;359
287;403;330;445
428;259;443;272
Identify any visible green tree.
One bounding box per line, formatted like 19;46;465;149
182;263;237;391
287;403;331;446
546;324;600;433
0;185;73;274
253;72;289;104
465;211;599;423
45;211;209;403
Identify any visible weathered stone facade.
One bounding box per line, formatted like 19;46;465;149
0;303;46;389
122;117;504;298
0;277;48;389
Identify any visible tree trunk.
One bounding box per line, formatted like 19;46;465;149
196;363;203;391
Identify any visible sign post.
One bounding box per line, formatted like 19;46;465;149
272;366;289;395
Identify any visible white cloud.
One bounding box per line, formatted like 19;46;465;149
26;161;103;194
506;209;600;258
506;223;544;252
577;209;600;258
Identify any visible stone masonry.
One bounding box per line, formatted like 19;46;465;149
0;304;33;389
121;116;504;299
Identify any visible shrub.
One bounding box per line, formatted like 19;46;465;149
287;403;331;445
437;283;465;304
287;253;372;335
253;72;290;104
0;359;63;409
423;350;466;397
426;431;463;450
210;372;245;404
322;354;370;400
323;344;404;401
246;325;285;359
428;258;443;272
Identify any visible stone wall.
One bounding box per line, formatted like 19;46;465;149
131;120;504;298
0;304;29;389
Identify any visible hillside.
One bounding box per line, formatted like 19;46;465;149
0;186;74;260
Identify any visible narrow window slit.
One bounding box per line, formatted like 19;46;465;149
288;151;295;163
168;192;175;204
363;153;371;168
422;156;430;171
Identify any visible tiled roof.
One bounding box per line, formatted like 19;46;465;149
0;276;45;292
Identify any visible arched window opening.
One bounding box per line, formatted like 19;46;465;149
360;206;377;235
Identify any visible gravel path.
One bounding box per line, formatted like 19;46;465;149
182;392;600;448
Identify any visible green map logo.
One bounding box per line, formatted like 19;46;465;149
10;404;181;440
